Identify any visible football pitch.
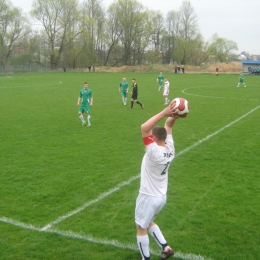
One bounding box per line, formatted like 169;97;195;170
0;72;259;260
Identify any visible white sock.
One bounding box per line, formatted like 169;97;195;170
137;235;150;259
79;115;84;121
87;115;91;124
148;224;167;249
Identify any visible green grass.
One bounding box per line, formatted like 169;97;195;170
0;72;259;260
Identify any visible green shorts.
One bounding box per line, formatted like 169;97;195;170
78;104;90;114
121;91;127;97
239;79;244;83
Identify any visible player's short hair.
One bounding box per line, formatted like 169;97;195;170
132;78;136;80
152;126;167;141
84;82;88;84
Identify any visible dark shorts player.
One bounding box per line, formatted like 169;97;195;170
130;78;144;109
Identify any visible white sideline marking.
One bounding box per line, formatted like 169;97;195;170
176;105;260;157
41;105;260;231
1;106;259;260
41;175;140;231
0;217;212;260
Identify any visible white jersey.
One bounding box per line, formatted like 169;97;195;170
139;135;175;197
163;81;170;96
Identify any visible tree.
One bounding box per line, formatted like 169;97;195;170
31;0;80;69
112;0;147;65
103;4;123;66
81;0;105;69
162;10;179;64
177;0;199;65
208;34;238;62
0;0;30;69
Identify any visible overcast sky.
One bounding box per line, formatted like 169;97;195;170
10;0;260;55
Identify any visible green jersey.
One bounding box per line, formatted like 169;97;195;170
120;81;129;92
158;74;164;84
79;88;93;105
239;74;244;83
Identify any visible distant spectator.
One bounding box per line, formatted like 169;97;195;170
174;65;178;74
248;67;251;75
177;66;180;73
216;67;219;76
181;65;185;73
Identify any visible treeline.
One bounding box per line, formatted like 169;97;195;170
0;0;238;70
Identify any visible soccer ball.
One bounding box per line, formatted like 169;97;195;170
171;97;190;115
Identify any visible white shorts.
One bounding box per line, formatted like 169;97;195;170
135;193;166;229
163;90;169;96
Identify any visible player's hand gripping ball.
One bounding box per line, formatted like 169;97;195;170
171;97;190;116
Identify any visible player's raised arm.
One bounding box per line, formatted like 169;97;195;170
141;104;179;138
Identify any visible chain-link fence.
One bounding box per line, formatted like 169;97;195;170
0;64;53;74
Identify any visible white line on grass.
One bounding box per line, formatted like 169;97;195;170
41;105;260;231
182;86;259;101
0;217;212;260
41;175;140;231
1;106;259;260
176;105;260;157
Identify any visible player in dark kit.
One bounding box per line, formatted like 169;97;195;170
130;78;144;109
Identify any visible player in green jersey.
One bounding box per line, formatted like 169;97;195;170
77;82;93;126
119;77;129;105
157;72;164;91
237;73;246;87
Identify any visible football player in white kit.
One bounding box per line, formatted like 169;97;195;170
163;77;170;105
135;103;186;260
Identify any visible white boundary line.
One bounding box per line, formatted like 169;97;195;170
41;105;260;231
182;86;259;101
0;217;212;260
176;105;260;157
1;106;259;260
41;175;140;231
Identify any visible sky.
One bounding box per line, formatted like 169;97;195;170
10;0;260;55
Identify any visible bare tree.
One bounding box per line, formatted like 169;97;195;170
31;0;80;69
0;0;30;69
162;10;179;64
148;11;165;52
176;0;199;65
81;0;105;69
103;4;123;66
112;0;147;65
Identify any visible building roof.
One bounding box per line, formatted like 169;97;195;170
242;60;260;64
